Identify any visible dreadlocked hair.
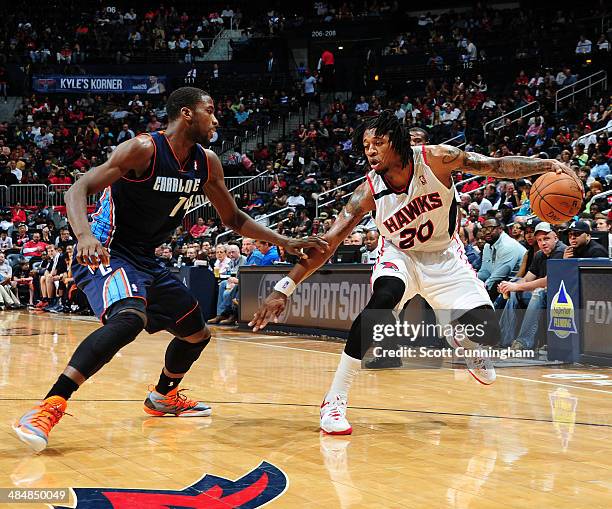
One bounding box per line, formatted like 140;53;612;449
352;110;413;168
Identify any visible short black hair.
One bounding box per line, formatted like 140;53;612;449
484;217;504;227
166;87;211;122
409;127;430;143
353;110;413;168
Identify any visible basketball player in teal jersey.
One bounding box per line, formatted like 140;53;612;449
13;87;328;452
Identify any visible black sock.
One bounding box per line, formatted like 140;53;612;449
45;374;80;400
155;371;183;395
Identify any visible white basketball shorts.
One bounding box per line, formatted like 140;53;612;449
371;236;491;321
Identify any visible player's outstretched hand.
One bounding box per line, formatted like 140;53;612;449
76;233;110;269
549;159;578;180
249;291;288;332
283;236;329;260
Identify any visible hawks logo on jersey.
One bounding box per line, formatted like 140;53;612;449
381;262;399;271
382;192;443;234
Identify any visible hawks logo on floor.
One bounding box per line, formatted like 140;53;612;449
53;461;288;509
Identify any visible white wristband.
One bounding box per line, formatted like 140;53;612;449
274;276;297;296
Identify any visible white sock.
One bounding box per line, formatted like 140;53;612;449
328;352;361;399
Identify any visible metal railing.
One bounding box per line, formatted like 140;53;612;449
0;183;100;209
587;189;612;208
183;101;312;228
466;184;487;195
441;133;466;148
5;184;47;208
576;122;612;144
555;70;607;113
187;170;272;210
455;174;483;191
214;206;292;245
483;101;540;136
315;176;366;217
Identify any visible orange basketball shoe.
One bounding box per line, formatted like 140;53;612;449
144;387;212;417
13;396;68;453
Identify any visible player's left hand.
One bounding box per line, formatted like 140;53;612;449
249;291;288;332
282;236;329;260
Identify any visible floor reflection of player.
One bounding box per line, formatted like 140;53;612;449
252;111;571;435
13;87;327;453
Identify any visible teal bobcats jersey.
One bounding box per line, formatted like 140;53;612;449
91;131;209;256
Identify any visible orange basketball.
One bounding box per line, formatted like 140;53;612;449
529;172;584;224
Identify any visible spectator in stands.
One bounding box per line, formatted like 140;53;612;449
210;243;246;325
21;232;47;261
159;246;175;268
515;217;541;278
459;226;481;270
255;240;280;265
117;123;135;144
355;96;369;113
484;183;501;209
596;34;611;52
575;35;592;54
473;188;493;216
11;259;33;306
563;221;607;258
213;244;232;276
11;203;26;224
0;231;13;251
477;219;526;302
55;228;74;251
189;217;208;239
287;187;306;209
498;223;567;350
242;237;263;265
0;252;22;309
303;71;317;101
235;104;250;125
39;244;67;312
0;165;18;186
12;224;29;249
590;154;610;180
361;230;380;264
594;215;608;232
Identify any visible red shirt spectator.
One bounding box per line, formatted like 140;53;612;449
22;236;47;259
515;71;529;86
189;218;208;239
73;154;90;171
11;207;26;224
49;172;72;191
68;110;84;122
321;50;335;66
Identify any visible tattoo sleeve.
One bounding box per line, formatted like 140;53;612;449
441;145;553;179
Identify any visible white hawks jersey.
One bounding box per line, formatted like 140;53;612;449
366;145;460;252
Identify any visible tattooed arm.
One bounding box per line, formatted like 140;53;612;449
426;144;575;181
249;181;375;330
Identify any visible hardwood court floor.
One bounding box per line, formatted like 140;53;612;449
0;312;611;508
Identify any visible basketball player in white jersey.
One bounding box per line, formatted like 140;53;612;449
250;111;572;435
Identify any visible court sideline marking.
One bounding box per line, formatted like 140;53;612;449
219;335;612;395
